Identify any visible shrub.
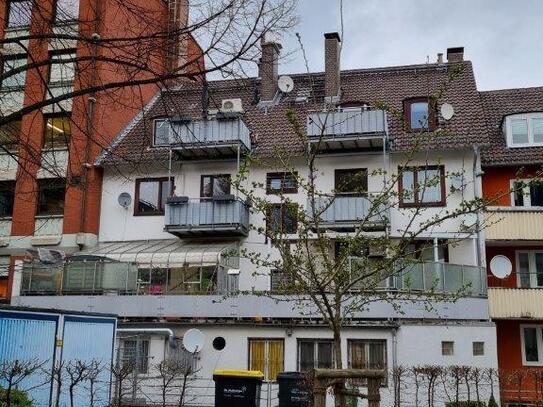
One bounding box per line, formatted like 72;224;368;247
0;387;34;407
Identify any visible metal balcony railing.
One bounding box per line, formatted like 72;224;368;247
308;194;388;230
165;196;250;237
169;117;251;158
348;258;487;296
307;109;388;137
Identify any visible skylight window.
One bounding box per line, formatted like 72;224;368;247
505;113;543;148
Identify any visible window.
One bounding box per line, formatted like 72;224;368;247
404;98;436;131
0;256;10;279
54;0;80;22
266;172;298;194
1;56;27;89
200;174;231;198
517;251;543;288
473;341;485;356
49;51;76;84
298;340;333;371
348;339;387;385
134;178;172;216
121;338;150;374
505;114;543;148
170;339;198;372
248;339;284;381
441;341;454;356
6;0;32;28
270;269;293;292
266;203;298;235
37;178;65;216
153;119;170;146
0;119;21;151
335;168;368;195
513;179;543;207
43;114;71;149
521;325;543;365
399;166;445;207
0;181;15;218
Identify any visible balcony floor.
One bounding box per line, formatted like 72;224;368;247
165;224;249;238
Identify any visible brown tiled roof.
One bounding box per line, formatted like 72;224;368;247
479;86;543;166
97;61;489;167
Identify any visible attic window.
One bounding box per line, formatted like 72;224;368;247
505;113;543;148
153;119;170;146
404;97;436;131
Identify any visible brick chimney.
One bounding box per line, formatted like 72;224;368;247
259;33;282;102
447;47;464;63
324;32;341;102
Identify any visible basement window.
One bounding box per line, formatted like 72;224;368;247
505;113;543;148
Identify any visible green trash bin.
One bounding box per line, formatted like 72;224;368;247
213;369;264;407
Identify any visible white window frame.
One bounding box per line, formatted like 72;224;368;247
510;179;543;208
520;324;543;366
505;113;543;148
516;251;543;288
153;118;171;146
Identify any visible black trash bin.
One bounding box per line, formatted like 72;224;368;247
213;369;264;407
277;371;311;407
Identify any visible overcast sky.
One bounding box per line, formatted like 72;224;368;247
277;0;543;91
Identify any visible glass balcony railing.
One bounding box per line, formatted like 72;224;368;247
349;258;487;296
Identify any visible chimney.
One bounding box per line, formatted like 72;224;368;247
447;47;464;63
324;32;341;102
437;53;444;64
258;33;282;102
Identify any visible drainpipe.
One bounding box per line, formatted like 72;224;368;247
472;146;485;269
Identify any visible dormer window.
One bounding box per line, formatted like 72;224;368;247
505;113;543;148
153;118;170;146
404;97;436;131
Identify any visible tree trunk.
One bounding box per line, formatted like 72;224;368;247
332;326;345;407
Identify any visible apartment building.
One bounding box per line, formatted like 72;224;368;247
12;35;498;405
0;0;197;300
481;86;543;405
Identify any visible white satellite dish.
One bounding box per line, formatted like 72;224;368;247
118;192;132;208
440;103;455;120
183;329;205;353
489;255;512;279
278;75;294;93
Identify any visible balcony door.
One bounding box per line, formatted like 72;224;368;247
200;174;231;198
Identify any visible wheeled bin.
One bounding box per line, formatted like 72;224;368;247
213;369;264;407
277;371;310;407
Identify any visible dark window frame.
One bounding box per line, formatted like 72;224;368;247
42;112;71;150
398;165;446;208
0;117;22;152
5;0;33;29
200;174;231;198
266;172;298;194
266;203;298;235
403;97;437;132
36;178;66;216
347;338;388;386
134;177;172;216
0;54;28;91
334;168;368;196
297;338;334;372
0;180;16;218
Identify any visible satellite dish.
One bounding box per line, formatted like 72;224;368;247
490;255;512;279
278;75;294;93
183;329;205;353
440;103;455;120
118;192;132;208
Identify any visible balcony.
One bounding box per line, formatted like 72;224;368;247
488;288;543;319
484;207;543;241
19;260;238;296
349;259;487;296
306;109;388;153
169;116;251;159
165;196;250;237
308;194;388;231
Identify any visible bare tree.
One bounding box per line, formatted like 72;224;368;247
0;359;45;407
110;360;135;407
65;360;89;407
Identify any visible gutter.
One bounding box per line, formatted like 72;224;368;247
117;328;175;342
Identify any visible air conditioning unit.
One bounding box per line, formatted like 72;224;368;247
221;98;243;113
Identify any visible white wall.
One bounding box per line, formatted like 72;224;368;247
121;322;497;407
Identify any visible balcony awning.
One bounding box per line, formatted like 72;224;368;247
79;239;238;268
